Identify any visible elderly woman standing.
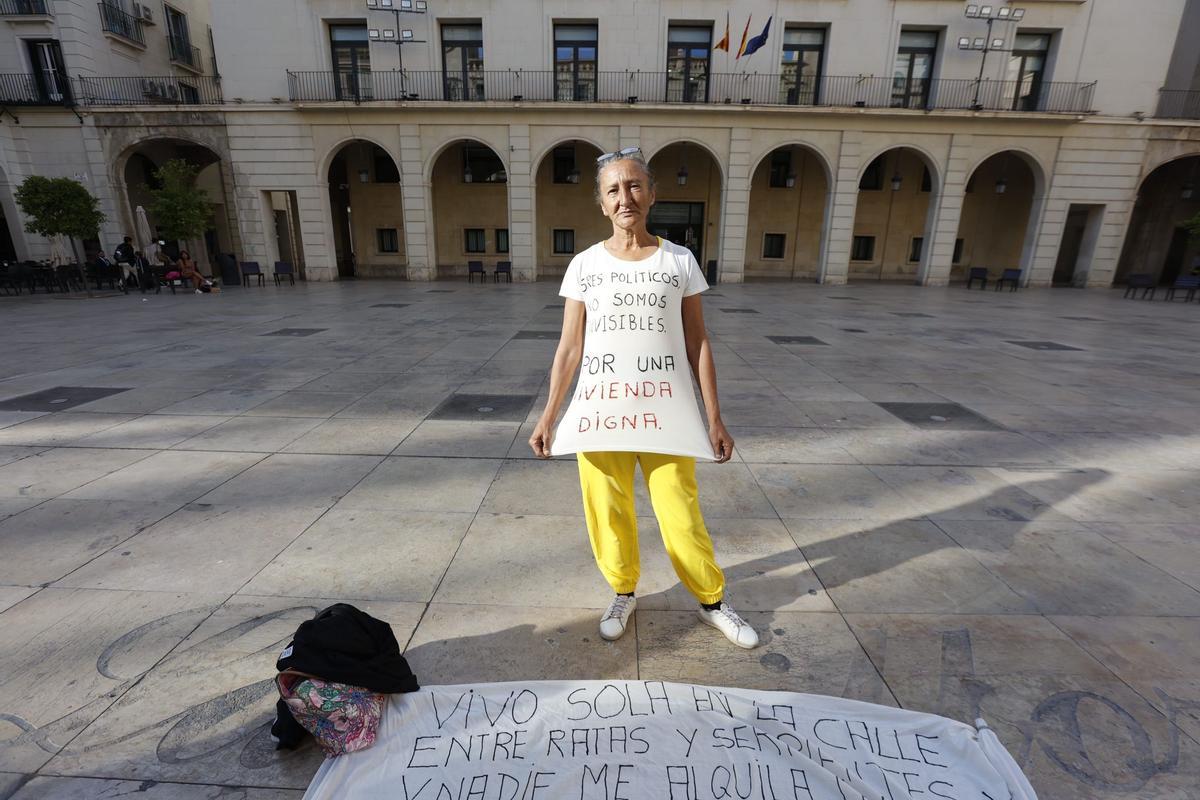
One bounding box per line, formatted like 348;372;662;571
529;147;757;649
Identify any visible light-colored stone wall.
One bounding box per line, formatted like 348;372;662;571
744;146;828;280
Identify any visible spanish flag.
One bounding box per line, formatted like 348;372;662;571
736;15;752;59
715;12;730;52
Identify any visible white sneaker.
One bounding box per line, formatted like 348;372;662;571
194;289;203;294
599;595;636;641
698;602;759;649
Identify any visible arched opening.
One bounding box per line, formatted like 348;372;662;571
430;139;509;279
119;139;235;282
327;139;404;279
534;140;606;280
0;163;20;262
646;142;722;275
954;151;1038;283
1115;155;1200;286
745;145;830;280
849;147;938;282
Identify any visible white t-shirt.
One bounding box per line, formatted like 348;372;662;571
551;237;714;460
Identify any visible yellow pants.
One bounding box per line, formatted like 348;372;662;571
576;451;725;605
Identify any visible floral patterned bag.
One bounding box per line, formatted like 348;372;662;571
276;671;386;757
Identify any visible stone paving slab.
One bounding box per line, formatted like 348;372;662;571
1;281;1198;798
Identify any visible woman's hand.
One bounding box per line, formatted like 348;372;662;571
709;419;734;464
529;417;555;459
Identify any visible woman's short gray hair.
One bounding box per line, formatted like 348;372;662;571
594;154;656;205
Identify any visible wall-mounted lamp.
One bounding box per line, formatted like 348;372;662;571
891;172;903;191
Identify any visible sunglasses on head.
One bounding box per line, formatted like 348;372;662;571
596;146;642;165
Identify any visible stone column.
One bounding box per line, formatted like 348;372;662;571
507;124;534;281
398;124;434;281
716;127;751;283
919;134;971;286
819;130;863;285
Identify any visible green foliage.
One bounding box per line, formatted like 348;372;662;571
13;176;105;240
148;159;214;242
1184;211;1200;243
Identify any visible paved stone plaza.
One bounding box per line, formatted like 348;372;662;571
0;281;1198;799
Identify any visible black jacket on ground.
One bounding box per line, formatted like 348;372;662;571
271;603;420;750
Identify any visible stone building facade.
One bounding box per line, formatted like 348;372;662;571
2;0;1199;287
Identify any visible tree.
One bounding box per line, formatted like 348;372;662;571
148;159;214;243
14;175;105;296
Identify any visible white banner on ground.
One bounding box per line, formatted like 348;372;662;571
302;680;1037;800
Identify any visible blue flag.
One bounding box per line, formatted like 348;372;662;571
741;16;772;57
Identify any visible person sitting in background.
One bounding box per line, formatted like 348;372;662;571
177;250;205;293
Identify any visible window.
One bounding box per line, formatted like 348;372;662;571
165;6;196;68
666;25;711;103
909;237;924;263
464;228;486;253
860;156;884;191
552;145;578;184
377;228;399;253
178;82;199;104
851;235;875;261
780;27;825;105
442;23;484;101
496;229;509;253
554;23;597;101
762;233;786;259
1007;32;1051;111
892;30;937;109
953;238;965;264
374;148;400;183
330;24;370;101
24;40;68;103
921;167;932;193
768;149;792;188
553;229;575;254
462;144;505;183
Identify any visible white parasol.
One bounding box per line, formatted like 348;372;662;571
48;234;71;267
134;205;157;260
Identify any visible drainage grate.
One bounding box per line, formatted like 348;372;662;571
766;335;830;346
262;328;327;337
428;393;537;422
512;330;561;341
0;386;131;412
876;402;1005;431
1006;341;1085;351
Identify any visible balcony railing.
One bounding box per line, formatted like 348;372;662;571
0;72;71;105
286;69;1096;113
74;74;222;105
0;0;50;15
1155;89;1200;120
168;34;202;72
98;2;144;46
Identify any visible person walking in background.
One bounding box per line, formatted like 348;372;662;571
114;235;136;293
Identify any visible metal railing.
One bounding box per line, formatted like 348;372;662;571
0;0;49;15
286;69;1096;113
1155;89;1200;120
98;2;144;46
0;72;71;105
168;34;202;72
74;74;222;105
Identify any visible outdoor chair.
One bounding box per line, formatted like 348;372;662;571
467;260;486;283
274;261;296;285
494;260;512;283
1164;275;1199;302
240;261;265;287
966;267;988;289
86;260;118;290
5;262;33;294
995;269;1022;291
1123;273;1155;299
0;263;18;295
